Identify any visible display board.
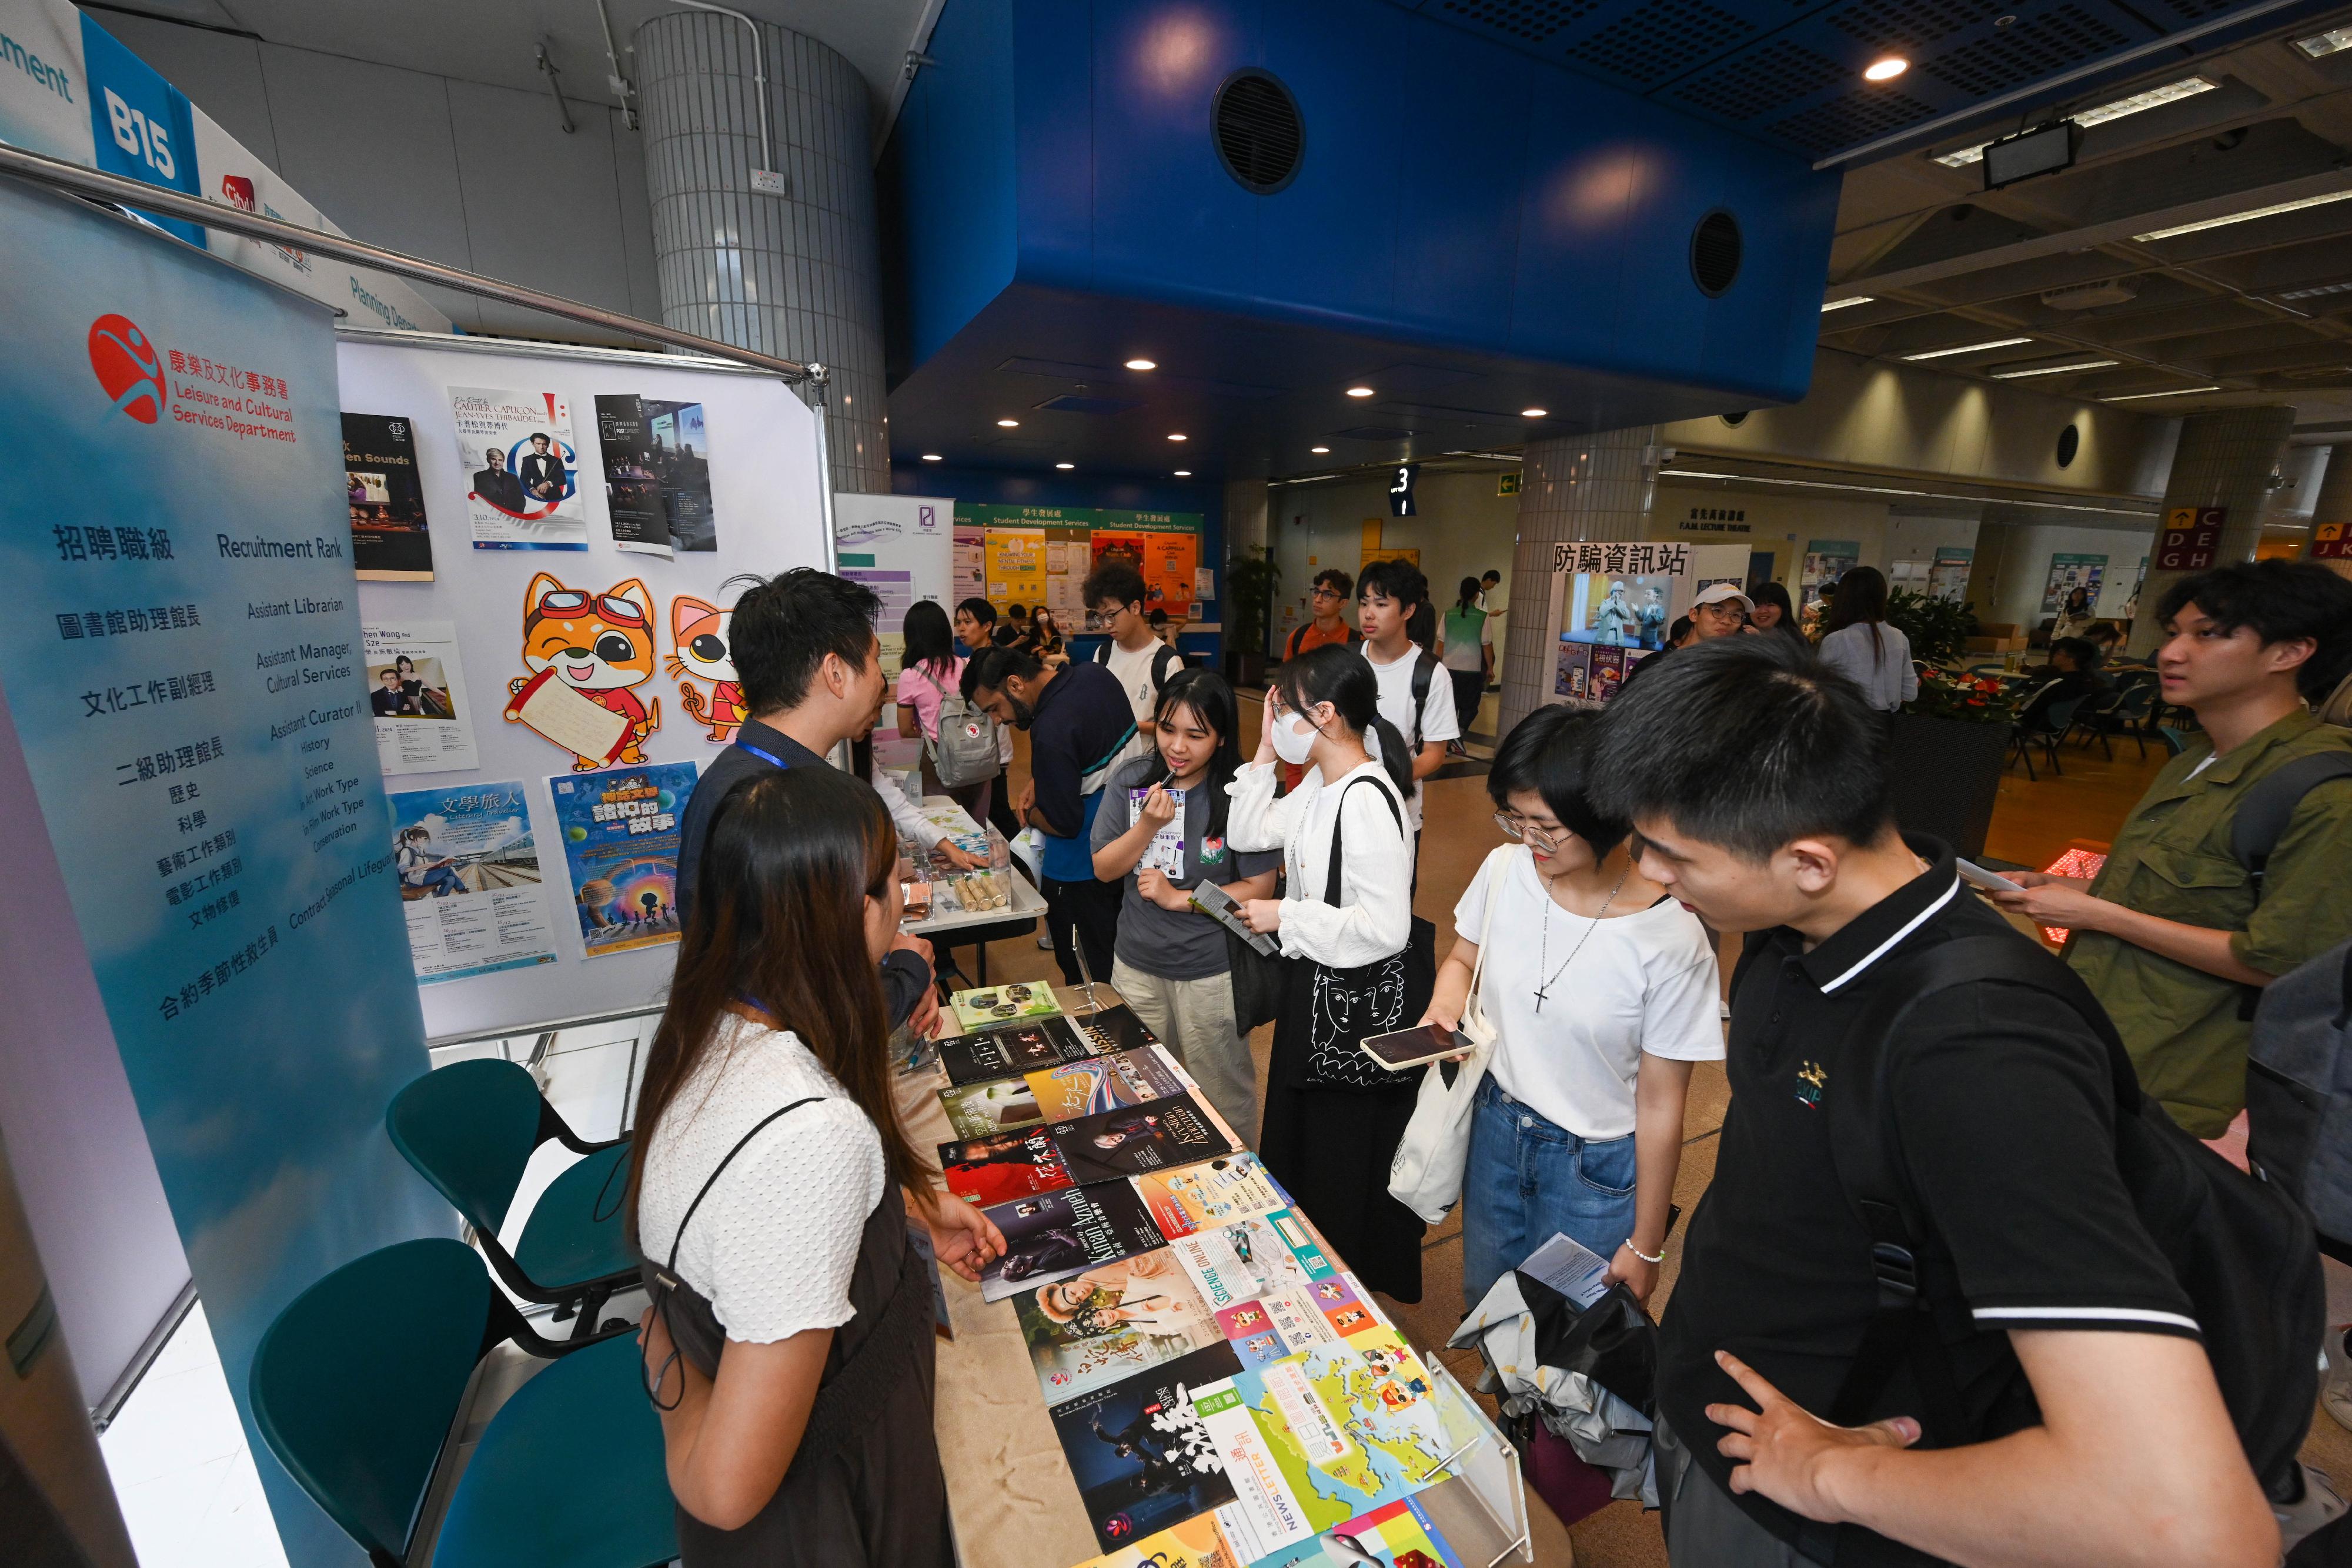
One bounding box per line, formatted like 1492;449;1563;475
337;330;827;1045
1542;541;1749;705
957;503;1205;624
835;492;954;666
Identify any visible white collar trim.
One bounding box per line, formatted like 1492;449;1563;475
1816;874;1962;995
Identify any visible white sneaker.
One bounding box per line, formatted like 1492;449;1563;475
2275;1463;2347;1553
2324;1328;2352;1434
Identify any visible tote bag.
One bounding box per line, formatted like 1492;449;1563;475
1389;844;1511;1222
1294;778;1436;1090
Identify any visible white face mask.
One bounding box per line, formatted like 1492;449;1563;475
1271;708;1321;765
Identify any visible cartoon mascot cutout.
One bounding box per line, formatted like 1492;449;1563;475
503;573;661;770
669;594;744;743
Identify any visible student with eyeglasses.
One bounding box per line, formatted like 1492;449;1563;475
1420;705;1722;1312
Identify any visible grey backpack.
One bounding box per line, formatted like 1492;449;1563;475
2247;937;2352;1249
919;667;1001;790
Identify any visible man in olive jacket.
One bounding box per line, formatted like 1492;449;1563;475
1992;560;2352;1135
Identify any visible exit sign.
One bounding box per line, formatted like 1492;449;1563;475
2157;506;2224;571
1498;471;1521;497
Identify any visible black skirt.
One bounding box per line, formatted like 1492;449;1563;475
1258;1017;1428;1304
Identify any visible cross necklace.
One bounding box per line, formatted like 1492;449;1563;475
1532;865;1631;1012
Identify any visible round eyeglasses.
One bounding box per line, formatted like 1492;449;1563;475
1494;811;1568;851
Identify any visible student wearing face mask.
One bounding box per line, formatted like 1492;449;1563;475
1090;670;1281;1139
1226;643;1431;1301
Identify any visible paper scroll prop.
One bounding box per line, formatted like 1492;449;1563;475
503;573;662;770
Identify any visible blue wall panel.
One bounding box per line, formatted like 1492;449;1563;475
890;0;1020;370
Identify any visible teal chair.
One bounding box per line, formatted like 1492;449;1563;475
250;1238;675;1568
387;1059;637;1343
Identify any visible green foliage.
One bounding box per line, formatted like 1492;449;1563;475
1886;588;1978;668
1225;547;1282;656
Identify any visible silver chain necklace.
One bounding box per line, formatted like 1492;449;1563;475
1532;865;1631;1012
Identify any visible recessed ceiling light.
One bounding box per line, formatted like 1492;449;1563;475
1055;461;1075;469
2100;385;2220;402
1168;432;1187;442
1521;407;1549;418
2293;24;2351;58
1821;296;1875;312
2277;280;2352;302
1310;445;1331;454
1864;56;1907;82
1172;469;1191;476
1990;359;2119;378
1345;386;1375;398
2133;189;2352;243
920;453;943;462
997;417;1020;427
1124;357;1158;370
1934;76;2216;167
1902;336;2033;360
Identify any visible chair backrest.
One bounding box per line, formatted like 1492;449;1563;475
2046;694;2086;731
386;1059;547;1234
2014;680;2066;731
250;1239;491;1562
2113;681;2157;718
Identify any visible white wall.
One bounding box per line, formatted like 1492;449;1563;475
1269;469;1521;643
95;11;662;340
1975;521;2152;627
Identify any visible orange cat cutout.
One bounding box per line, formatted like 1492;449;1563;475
666;595;744;743
502;573;662;770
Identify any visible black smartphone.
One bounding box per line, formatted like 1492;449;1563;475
1358;1021;1471;1071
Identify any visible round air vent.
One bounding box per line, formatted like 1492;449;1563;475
1213;71;1304;195
1720;410;1750;427
1690;210;1742;297
2056;423;2080;469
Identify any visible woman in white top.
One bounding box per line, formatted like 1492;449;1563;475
629;765;1002;1564
1816;566;1917;713
1422;706;1723;1312
1227;642;1428;1299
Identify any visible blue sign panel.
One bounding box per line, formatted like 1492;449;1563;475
79;12;205;246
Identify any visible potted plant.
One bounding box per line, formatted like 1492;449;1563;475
1885;587;1978;667
1887;667;2022;859
1222;547;1280;689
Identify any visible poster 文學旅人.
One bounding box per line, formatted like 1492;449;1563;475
549;760;698;958
364;620;480;777
342;412;434;580
594;393;717;555
386;780;559;985
449;385;587;551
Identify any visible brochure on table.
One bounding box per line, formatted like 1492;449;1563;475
1544;541;1749;707
338;329;828;1043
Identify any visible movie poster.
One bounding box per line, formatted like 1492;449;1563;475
594;393;718;555
363;621;480;777
449;386;587;551
342;412;433;580
1588;645;1626;704
385;780;557;984
1049;1342;1242;1551
1561;571;1675;650
548;760;697;958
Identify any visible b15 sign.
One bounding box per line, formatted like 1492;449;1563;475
2157;506;2224;571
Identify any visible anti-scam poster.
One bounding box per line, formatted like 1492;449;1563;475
449;385;587;551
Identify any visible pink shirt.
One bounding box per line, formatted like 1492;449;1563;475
895;657;967;741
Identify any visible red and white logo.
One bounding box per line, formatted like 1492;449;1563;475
219;175;256;211
88;313;165;424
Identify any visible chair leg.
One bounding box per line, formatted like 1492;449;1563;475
2012;735;2036;781
570;1282;612;1343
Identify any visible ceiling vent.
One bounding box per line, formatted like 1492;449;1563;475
1213;71;1304;195
1690;210;1742;297
2042;278;2139;310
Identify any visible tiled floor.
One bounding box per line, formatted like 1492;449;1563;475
100;1303;290;1568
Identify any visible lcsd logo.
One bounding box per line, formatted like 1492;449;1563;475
88;313;166;424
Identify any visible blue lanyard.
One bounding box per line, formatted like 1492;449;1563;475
739;742;788;768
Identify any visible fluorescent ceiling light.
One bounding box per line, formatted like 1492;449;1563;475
1656;467;2158;517
920;453;943;461
1822;296;1874;312
1934;76;2216;167
1521;407;1549;418
2100;385;2219;401
2133;189;2352;243
1055;461;1075;469
2277;280;2352;302
996;418;1019;427
1345;386;1375;398
1902;336;2033;360
2293;25;2351;57
1310;445;1331;453
1124;357;1157;370
1991;359;2119;378
1172;469;1191;476
1167;432;1187;442
1865;56;1907;82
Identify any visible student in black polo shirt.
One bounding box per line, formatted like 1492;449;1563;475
1583;636;2274;1568
963;645;1140;987
674;569;938;1038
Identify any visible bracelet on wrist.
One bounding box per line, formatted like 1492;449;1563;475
1625;1239;1665;1265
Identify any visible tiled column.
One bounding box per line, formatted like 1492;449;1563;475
2306;446;2352;584
1495;428;1659;737
2128;407;2294;654
634;12;888;492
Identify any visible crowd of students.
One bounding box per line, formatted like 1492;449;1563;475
624;550;2352;1568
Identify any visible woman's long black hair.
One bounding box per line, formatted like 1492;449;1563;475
1272;642;1414;797
900;599;957;679
1134;668;1242;838
1823;564;1890;660
1456;576;1481;613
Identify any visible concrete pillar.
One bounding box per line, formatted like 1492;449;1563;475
2128;407;2295;655
1495;427;1658;737
2307;446;2352;584
634;12;888;492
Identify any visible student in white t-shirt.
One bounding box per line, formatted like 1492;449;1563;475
1355;559;1458;873
1422;704;1722;1313
1084;558;1183;743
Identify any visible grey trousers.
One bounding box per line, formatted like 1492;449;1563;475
1657;1414;1815;1567
1110;958;1261;1145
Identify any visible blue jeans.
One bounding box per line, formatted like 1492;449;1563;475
1461;1075;1637;1313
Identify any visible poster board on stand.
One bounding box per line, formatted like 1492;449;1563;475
1542;541;1749;706
337;330;828;1045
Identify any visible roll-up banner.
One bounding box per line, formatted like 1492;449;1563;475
0;180;445;1565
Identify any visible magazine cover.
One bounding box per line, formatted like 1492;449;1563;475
547;761;697;957
937;1017;1096;1087
342;412;433;580
1028;1047;1189;1123
386;780;556;984
1132;1154;1291;1239
1193;1377;1320;1566
364;620;479;777
1169;1208;1335;1313
449;386;587;551
1588;644;1626;704
977;1181;1168;1303
951;981;1063;1031
1553;637;1591;700
1013;1251;1222;1400
594;393;719;555
1049;1342;1242;1552
1050;1092;1233;1185
1071;1513;1237;1568
1319;1496;1466;1568
940;1076;1044;1138
1068;1002;1160;1055
938;1126;1075;1206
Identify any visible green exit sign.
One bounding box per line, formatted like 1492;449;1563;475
1498;471;1522;497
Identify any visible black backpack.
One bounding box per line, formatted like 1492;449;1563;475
2247;937;2352;1258
1094;637;1183;701
1822;935;2322;1509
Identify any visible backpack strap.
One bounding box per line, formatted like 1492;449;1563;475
1093;640;1110;665
1152;643;1182;693
1408;651;1439;753
1822;935;2136;1440
2231;753;2352;895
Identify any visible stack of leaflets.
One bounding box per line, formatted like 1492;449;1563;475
1132;1155;1292;1238
936;1016;1098;1088
951;982;1063;1031
940;1092;1236;1204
